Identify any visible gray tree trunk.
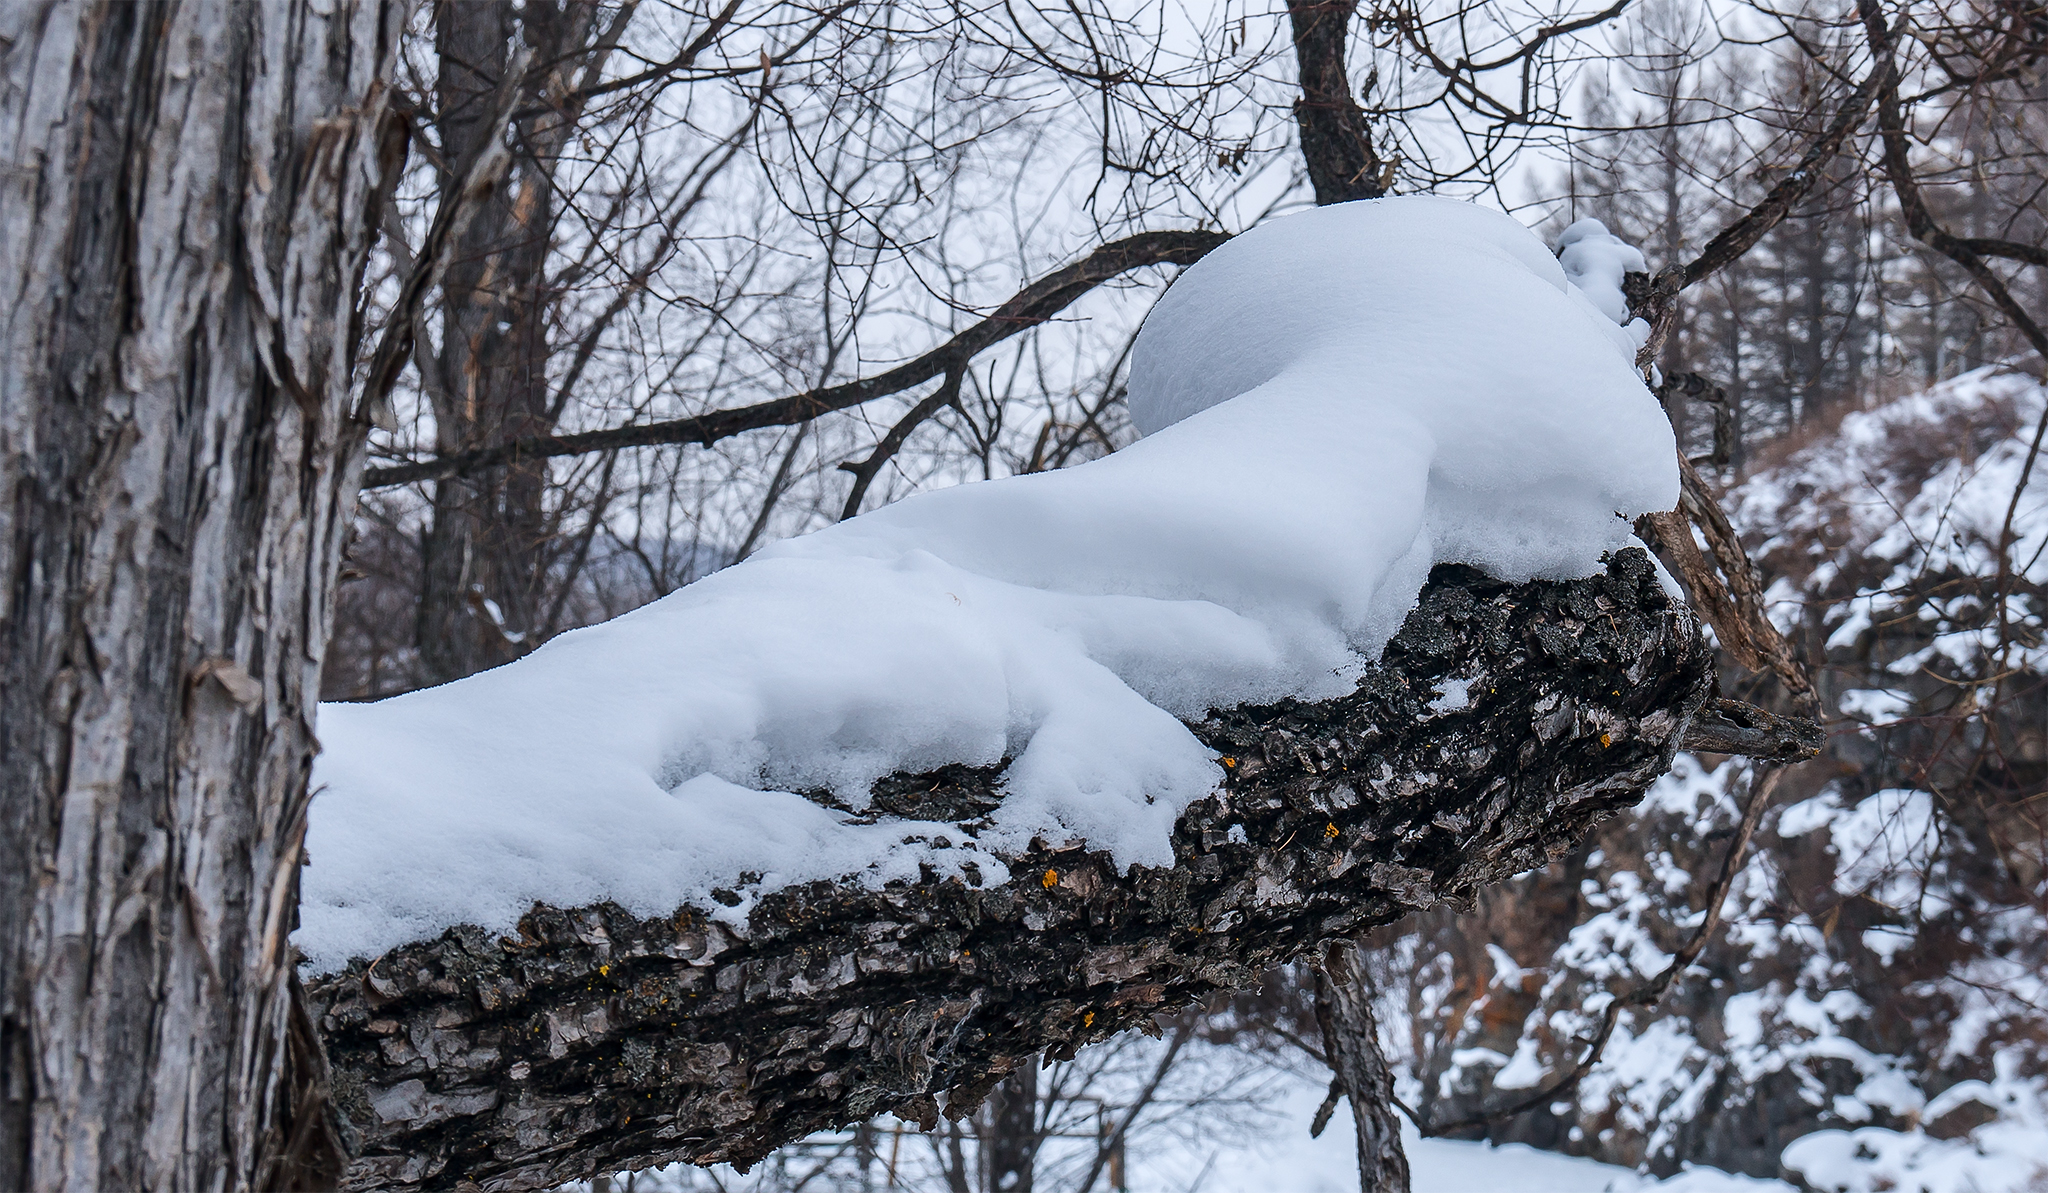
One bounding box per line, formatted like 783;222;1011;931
1317;942;1411;1193
0;2;402;1187
985;1061;1039;1193
311;552;1715;1191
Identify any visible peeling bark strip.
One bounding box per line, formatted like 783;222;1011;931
0;2;402;1188
310;550;1711;1191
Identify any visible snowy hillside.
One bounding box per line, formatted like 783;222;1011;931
1346;366;2048;1192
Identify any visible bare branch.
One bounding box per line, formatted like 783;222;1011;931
838;367;965;520
1960;237;2048;268
1676;63;1887;292
360;230;1232;489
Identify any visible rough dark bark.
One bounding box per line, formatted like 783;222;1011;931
307;548;1711;1191
0;1;402;1187
1289;0;1390;205
1316;942;1410;1193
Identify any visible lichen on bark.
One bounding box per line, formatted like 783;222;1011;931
309;547;1711;1191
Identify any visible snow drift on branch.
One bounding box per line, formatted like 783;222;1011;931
296;198;1674;973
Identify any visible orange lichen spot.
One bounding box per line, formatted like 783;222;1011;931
1323;822;1339;840
1083;1010;1096;1028
1219;756;1237;769
1599;732;1613;748
1042;869;1059;888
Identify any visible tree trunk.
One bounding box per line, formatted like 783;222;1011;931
0;2;401;1187
1289;0;1389;205
416;0;613;685
310;551;1715;1190
986;1060;1039;1193
1316;942;1411;1193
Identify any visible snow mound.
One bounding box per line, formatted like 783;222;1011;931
297;197;1675;973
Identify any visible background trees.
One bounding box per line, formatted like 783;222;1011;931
312;2;2042;1189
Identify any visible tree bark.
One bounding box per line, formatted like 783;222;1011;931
985;1061;1039;1193
308;549;1712;1191
416;0;622;684
0;2;402;1187
1316;943;1410;1193
1289;0;1389;205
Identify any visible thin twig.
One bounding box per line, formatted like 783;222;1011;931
357;46;534;429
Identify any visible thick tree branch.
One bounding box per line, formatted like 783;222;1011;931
1960;237;2048;268
310;550;1713;1190
1680;698;1824;762
360;230;1232;489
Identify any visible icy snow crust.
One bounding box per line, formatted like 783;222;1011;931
298;198;1675;973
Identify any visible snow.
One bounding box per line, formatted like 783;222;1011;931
298;197;1674;973
1835;687;1913;727
1553;217;1652;345
1732;364;2048;677
582;1059;1792;1193
1781;1049;2048;1193
1197;1111;1790;1193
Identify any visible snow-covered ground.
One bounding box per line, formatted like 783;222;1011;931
1131;1080;1790;1193
588;1064;1795;1193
